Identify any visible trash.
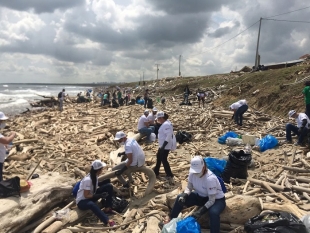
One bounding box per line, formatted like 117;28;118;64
175;131;192;144
161;217;181;233
242;135;257;145
222;150;252;183
301;214;310;233
150;133;156;142
218;131;238;144
111;196;129;213
53;208;70;221
259;134;278;152
244;211;308;233
203;157;227;176
176;217;201;233
226;137;243;146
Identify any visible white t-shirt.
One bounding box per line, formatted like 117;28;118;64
197;92;205;97
76;175;98;204
230;102;242;110
138;115;148;130
147;113;156;124
186;170;224;199
158;120;175;150
59;92;65;100
124;138;145;167
0;134;6;163
296;113;310;128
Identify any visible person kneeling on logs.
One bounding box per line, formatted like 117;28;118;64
76;160;115;227
286;110;310;146
168;156;226;233
112;131;145;188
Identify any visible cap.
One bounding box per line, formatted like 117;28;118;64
157;111;164;118
189;156;204;173
92;160;107;170
288;110;296;118
114;131;126;140
152;107;158;112
0;112;8;120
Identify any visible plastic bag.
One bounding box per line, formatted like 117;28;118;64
301;214;310;233
161;218;181;233
53;208;70;221
226;137;243;146
150;133;156;142
218;131;238;144
176;217;201;233
259;135;278;152
204;157;227;176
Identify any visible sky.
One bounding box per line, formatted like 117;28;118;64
0;0;309;83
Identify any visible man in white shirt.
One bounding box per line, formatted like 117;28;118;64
58;89;66;111
230;99;248;126
169;156;226;233
286;110;310;145
112;131;146;188
147;107;161;137
137;110;155;142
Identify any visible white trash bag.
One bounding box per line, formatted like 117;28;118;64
150;133;156;142
161;218;181;233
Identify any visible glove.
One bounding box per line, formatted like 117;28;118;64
93;192;109;199
117;151;126;157
191;206;208;220
115;165;128;176
298;127;304;134
159;141;168;153
178;193;188;205
231;114;235;120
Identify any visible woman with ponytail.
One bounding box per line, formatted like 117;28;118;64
76;160;115;226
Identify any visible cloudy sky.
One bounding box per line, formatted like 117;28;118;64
0;0;309;83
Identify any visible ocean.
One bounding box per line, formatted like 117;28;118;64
0;84;91;116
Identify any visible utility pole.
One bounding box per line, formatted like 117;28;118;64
255;17;262;69
143;71;144;85
155;64;159;81
179;55;182;77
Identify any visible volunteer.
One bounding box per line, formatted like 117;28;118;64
76;160;115;227
184;85;190;104
58;89;66;111
0;112;16;181
112;131;146;188
153;111;176;180
168;156;226;233
137;110;155;142
197;90;205;108
147;107;161;137
294;81;310;117
230;99;248;126
286;110;310;146
144;89;149;108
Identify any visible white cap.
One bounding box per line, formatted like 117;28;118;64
144;110;149;114
92;160;107;170
152;107;158;112
114;131;126;140
157;111;164;118
189;156;204;173
288;110;296;118
0;112;8;120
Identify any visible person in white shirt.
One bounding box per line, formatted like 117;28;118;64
197;90;206;108
0;112;16;181
168;156;226;233
112;131;146;188
153;111;176;179
147;107;161;137
137;110;155;142
58;89;66;111
286;110;310;145
229;99;248;126
76;160;115;227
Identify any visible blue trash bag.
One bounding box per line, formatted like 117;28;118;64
176;217;201;233
137;99;145;105
218;131;238;144
204;157;227;176
259;134;278;152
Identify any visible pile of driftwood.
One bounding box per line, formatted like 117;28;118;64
1;85;310;232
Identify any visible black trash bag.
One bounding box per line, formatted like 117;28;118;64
129;99;136;105
112;99;119;108
175;131;192;144
222;150;251;183
0;176;21;198
244;211;308;233
112;196;129;213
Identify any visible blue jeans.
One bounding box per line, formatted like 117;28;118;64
235;105;248;126
306;104;310;118
170;192;226;233
138;126;155;140
286;123;308;144
0;162;3;181
77;183;113;224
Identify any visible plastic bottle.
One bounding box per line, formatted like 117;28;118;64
244;143;252;154
226;137;243;146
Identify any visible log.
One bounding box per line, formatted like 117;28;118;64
283;166;310;173
248;178;286;192
263;203;306;219
14;139;39;145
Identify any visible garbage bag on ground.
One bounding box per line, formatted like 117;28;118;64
222;150;252;183
301;214;310;233
259;134;278;152
176;217;201;233
244;211;308;233
161;218;181;233
204;157;227;176
218;131;238;144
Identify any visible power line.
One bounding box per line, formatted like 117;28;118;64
265;5;310;19
263;18;310;24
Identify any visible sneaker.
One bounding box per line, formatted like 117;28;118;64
294;142;302;146
283;140;293;144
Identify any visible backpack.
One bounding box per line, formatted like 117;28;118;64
112;196;129;213
175;131;192;144
0;176;21;198
58;92;62;98
72;181;81;198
